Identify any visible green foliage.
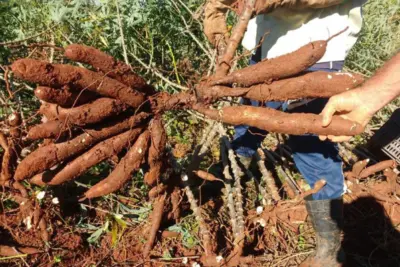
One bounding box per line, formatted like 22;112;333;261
345;0;400;75
168;215;200;249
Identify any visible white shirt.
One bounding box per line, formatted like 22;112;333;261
242;0;367;62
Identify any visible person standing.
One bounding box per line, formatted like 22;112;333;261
204;1;367;266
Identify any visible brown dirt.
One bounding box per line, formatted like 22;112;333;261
212;40;327;86
39;98;128;126
64;44;155;95
35;86;98;108
11;59;146;108
83;130;150;199
194;104;364;136
15;112;149;181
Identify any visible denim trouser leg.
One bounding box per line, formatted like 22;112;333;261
231;61;345;200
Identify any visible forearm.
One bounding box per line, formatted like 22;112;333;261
359;52;400;114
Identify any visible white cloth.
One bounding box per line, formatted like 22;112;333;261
242;0;367;62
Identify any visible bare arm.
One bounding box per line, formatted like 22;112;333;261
320;52;400;142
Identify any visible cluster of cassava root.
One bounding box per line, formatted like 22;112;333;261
7;36;365;191
0;31;367;258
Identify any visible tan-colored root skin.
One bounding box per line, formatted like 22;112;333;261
144;162;163;186
150;91;196;113
11;59;145;108
194;104;363;136
213;40;327;86
27;120;66;140
39;98;128;126
194;170;223;182
31;128;143;186
142;193;166;258
64;44;155;95
359;160;397;179
0;245;41;257
35;86;98;108
144;117;167;186
83;130;150;199
148;117;167;166
15;113;149;181
204;71;365;102
0;113;22;182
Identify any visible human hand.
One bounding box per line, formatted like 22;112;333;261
319;88;376;142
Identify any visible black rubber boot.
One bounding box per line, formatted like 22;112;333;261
300;196;345;267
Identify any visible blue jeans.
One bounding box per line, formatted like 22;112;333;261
232;60;345;200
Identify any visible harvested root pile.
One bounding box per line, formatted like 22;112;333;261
2;0;398;266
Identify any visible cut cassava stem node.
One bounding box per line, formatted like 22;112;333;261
15;112;149;181
30;128;144;185
35;86;98;108
202;71;365;102
82;130;150;199
194;104;364;136
213;40;328;86
64;44;155;95
39;98;128;126
11;59;145;108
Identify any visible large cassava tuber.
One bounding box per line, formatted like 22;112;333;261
64;44;155;95
11;59;145;108
35;86;98;108
83;130;150;199
212;41;328;86
202;71;365;102
30;128;144;185
39;98;128;126
15;113;149;181
27;120;67;140
144;117;167;186
194;104;364;136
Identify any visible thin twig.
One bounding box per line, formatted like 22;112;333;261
130;53;189;91
169;0;213;61
216;0;256;76
115;0;130;66
0;27;55;46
